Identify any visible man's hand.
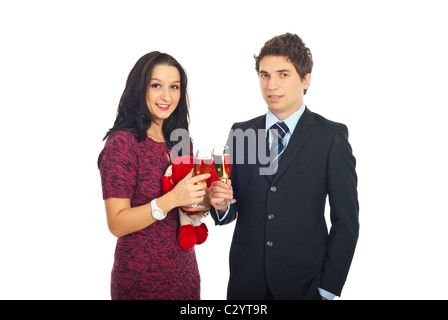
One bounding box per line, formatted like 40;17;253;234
208;179;233;211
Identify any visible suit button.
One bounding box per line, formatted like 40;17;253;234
268;214;275;220
266;241;273;247
270;186;277;192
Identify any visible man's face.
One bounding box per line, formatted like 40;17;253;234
258;55;310;120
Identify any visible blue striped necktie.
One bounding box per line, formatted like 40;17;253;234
270;121;289;173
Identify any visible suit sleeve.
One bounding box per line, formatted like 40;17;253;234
211;204;237;225
321;124;359;296
211;124;239;226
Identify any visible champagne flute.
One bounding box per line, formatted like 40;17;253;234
213;145;236;205
188;148;212;208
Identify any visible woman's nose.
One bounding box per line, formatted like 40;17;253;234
159;88;170;102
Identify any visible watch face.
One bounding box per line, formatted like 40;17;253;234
153;208;164;220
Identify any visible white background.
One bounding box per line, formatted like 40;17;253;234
1;0;447;300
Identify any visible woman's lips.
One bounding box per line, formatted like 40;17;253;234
156;104;170;111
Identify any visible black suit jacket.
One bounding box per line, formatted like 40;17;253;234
212;107;359;299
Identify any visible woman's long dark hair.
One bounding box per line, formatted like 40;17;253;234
103;51;190;148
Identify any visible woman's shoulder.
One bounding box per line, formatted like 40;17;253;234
108;130;138;140
106;130;139;146
98;130;139;168
101;130;141;158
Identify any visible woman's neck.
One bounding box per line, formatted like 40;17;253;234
146;122;165;143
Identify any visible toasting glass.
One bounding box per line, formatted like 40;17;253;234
213;145;236;205
188;148;212;208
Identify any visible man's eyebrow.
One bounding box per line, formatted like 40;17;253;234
259;69;291;74
276;69;291;73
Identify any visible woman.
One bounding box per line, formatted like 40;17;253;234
98;52;209;300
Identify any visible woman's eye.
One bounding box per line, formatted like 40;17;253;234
170;85;180;90
151;83;161;88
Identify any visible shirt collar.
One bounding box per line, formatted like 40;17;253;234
265;103;306;136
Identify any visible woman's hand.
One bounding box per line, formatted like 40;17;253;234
170;169;210;207
180;186;211;213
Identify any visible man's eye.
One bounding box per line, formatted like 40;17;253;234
281;73;289;77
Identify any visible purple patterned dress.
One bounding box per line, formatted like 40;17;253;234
98;131;200;300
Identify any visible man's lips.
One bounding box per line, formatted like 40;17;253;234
267;95;283;102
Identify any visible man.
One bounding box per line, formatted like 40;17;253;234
208;33;359;300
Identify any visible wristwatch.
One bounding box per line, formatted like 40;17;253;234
150;198;166;220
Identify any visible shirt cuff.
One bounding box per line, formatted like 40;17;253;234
318;287;336;300
214;206;230;222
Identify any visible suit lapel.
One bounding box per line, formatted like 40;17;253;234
263;133;274;183
246;115;274;184
272;107;315;184
240;108;314;184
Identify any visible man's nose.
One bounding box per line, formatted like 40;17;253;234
268;77;279;90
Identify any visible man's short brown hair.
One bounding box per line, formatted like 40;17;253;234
254;33;313;94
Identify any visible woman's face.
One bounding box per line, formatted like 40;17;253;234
146;64;181;124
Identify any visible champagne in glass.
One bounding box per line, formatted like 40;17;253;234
189;149;212;208
213;154;231;181
213;145;236;205
194;154;213;183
